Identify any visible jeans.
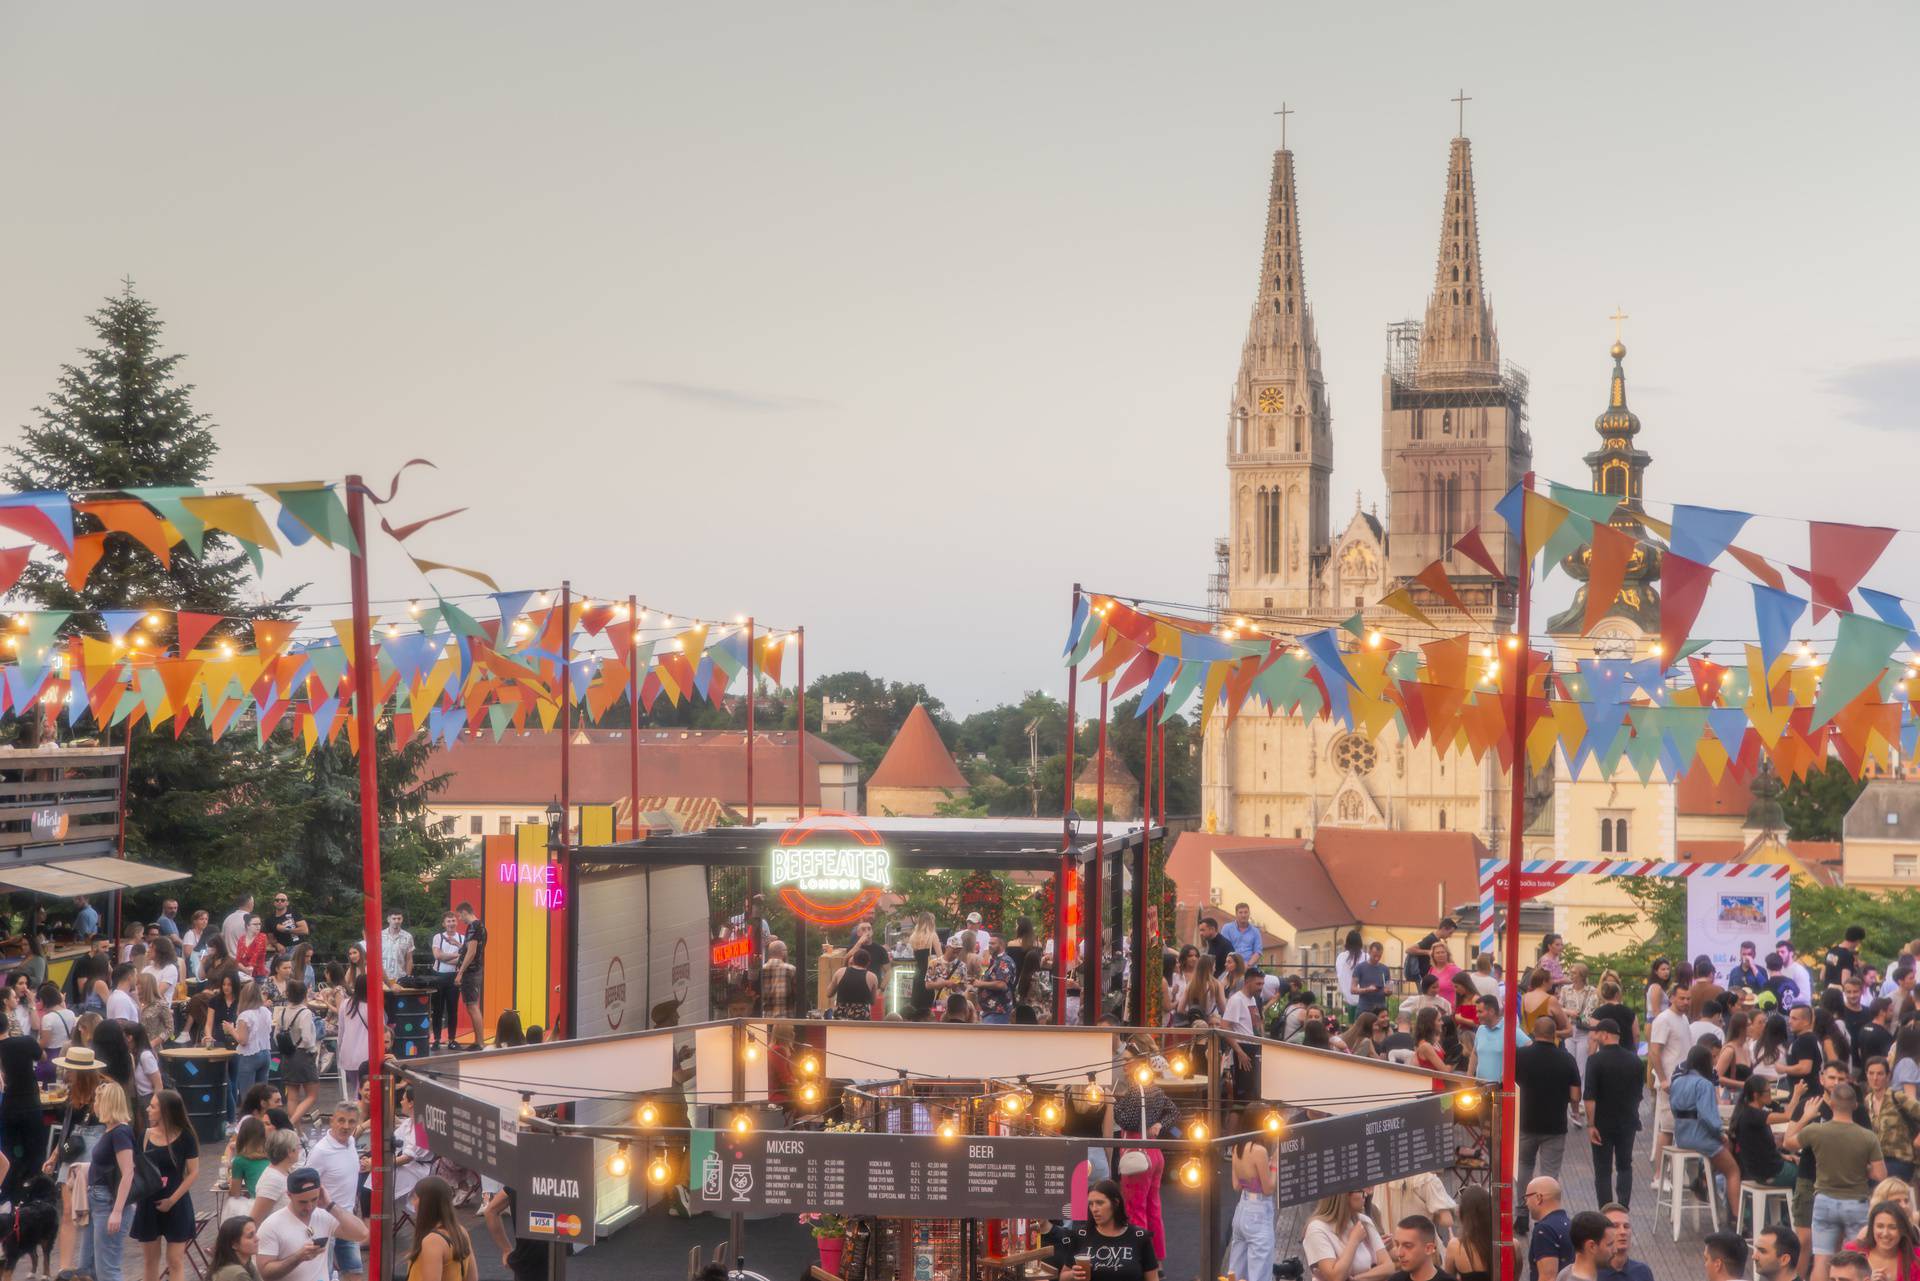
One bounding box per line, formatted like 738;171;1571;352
429;974;458;1043
230;1049;271;1118
1516;1131;1565;1211
1812;1194;1870;1255
1590;1126;1637;1207
980;1012;1010;1025
1227;1191;1276;1281
80;1183;131;1281
1087;1146;1111;1183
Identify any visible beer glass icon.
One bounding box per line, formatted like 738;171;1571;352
729;1163;754;1202
702;1152;723;1201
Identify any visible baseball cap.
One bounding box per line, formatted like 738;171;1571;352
966;912;982;923
287;1168;323;1195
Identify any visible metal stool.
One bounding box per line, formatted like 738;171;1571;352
1740;1182;1792;1244
1656;1148;1721;1240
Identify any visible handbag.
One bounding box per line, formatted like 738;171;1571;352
1116;1149;1150;1177
122;1140;163;1205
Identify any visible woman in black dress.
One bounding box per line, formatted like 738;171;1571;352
131;1089;199;1281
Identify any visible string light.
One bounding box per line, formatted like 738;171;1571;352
1131;1064;1154;1087
730;1112;752;1136
608;1145;631;1178
518;1094;535;1123
1263;1111;1284;1136
1168;1053;1190;1077
408;601;422;616
937;1119;958;1140
1188;1120;1209;1143
1366;631;1383;649
1037;1099;1061;1126
647;1157;671;1185
1178;1159;1203;1187
1455;1090;1480;1114
799;1082;822;1106
743;1041;760;1062
798;1054;819;1077
145;613;161;626
1084;1077;1103;1104
636;1101;660;1127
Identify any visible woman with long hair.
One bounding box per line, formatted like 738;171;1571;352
1054;1179;1158;1281
1302;1188;1389;1281
1730;1075;1797;1192
1716;1009;1754;1084
493;1009;526;1048
131;1090;200;1281
1336;929;1364;1020
1443;1185;1492;1281
338;975;372;1096
224;983;272;1119
142;938;179;1005
45;1045;103;1274
134;973;172;1047
78;1078;136;1281
209;1216;260;1281
126;1023;163;1103
234;917;269;980
1754;1012;1793;1084
406;1177;477;1281
223;1117;270;1220
1186;954;1223;1023
1815;1007;1852;1070
271;980;320;1125
906;913;939;1015
1645;956;1673;1023
1518;967;1571;1044
90;1020;137;1110
1562;961;1599;1087
1347;1012;1380;1059
1413;1008;1448;1088
1843;1201;1920;1279
1167;946;1199;1020
1226;1106;1277;1281
288;942;315;992
344;942;367;992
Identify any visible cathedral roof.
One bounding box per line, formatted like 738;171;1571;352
1417;135;1500;376
867;704;968;791
1235;147;1321;390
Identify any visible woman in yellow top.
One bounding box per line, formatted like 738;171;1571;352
1517;967;1571;1045
406;1177;477;1281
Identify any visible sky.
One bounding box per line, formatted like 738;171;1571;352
1;4;1916;712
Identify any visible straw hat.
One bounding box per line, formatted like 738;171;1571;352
52;1046;101;1072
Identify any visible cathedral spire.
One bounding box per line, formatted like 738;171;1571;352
1239;146;1317;380
1419;134;1499;376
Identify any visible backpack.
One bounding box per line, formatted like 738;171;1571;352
274;1006;308;1056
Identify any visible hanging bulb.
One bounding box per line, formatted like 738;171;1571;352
1168;1053;1190;1077
636;1101;660;1127
1131;1063;1154;1087
730;1112;752;1136
608;1145;631;1178
1179;1159;1203;1187
1188;1119;1209;1143
799;1082;821;1106
408;601;422;616
743;1041;759;1062
937;1118;958;1139
1455;1090;1481;1114
145;613;161;626
798;1054;819;1077
518;1094;535;1123
1366;631;1383;649
647;1157;671;1185
1263;1111;1284;1136
1038;1099;1061;1126
1084;1079;1103;1104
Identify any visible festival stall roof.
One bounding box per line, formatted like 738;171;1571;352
0;856;189;897
582;815;1153;871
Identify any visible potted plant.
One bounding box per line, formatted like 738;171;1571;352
799;1213;849;1275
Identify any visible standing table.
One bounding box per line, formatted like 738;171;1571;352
159;1046;236;1144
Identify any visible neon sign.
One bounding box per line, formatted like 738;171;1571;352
711;936;752;966
497;860;566;910
771;813;892;926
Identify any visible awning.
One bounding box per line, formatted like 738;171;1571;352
0;856;189;897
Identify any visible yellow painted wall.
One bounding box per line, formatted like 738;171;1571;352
513;823;550;1028
1845;837;1920;889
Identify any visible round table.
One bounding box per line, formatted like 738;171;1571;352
159;1047;236;1143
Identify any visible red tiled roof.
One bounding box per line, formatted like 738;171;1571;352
426;728;855;807
1217;847;1350;932
1311;829;1487;928
1676;840;1749;863
1677;765;1751;818
1792;841;1842;865
867;705;968;791
1166;832;1295;907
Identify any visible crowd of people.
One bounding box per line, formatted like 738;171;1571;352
0;891;497;1281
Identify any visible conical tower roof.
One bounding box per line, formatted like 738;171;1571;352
1418;135;1500;378
867;704;968;791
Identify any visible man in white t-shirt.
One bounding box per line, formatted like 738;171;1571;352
104;964;139;1024
223;894;254;958
257;1167;368;1281
306;1104;369;1281
1646;984;1694;1178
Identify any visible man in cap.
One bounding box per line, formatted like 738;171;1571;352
256;1166;367;1281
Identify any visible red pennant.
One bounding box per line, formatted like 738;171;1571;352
639;670;663;712
604;618;637;663
580;604;617;636
1658;553;1715;669
257;696;293;740
0;546;28;596
0;505;70;553
1581;524;1636;636
1452;527;1502;577
1110;647;1160;700
1806;521;1897;623
176;612;220;656
1412;561;1473;616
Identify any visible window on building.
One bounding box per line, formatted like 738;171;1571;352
498;816;513;835
1601;815;1629;853
1437;809;1447;830
437;816;457;835
1897;854;1917;879
468;815;483;836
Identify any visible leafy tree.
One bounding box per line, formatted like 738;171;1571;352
1780;759;1867;841
1578;877;1686;1017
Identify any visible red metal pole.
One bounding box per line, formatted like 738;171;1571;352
1156;709;1167;819
746;618;756;826
627;595;641;839
745;618;761;1001
343;477;387;1273
551;581;573;1036
794;627;806;818
1134;695;1152;1026
1055;585;1082;1024
1083;682;1107;1024
1498;473;1535;1281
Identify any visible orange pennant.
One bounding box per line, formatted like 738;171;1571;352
65;534;107;591
1412;561;1473;617
1580;523;1636;635
253;619;297;659
176;611;221;656
80;500;174;567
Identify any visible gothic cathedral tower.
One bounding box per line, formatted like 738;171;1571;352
1380;131;1531;616
1225;145;1332;614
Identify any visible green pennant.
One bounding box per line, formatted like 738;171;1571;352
1159;662;1206;721
1812;612;1908;728
1066;615;1100;668
305;645;350;695
1540;512;1594;582
270;485;360;555
127;487;208;557
1596;720;1631;777
488;703;512;742
16;611;71;680
436;595;487;642
1339;612;1366;639
1674;639;1712;664
1655;706;1712;774
1548;482;1622;528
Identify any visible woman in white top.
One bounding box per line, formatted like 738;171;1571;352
248;1129;301;1224
142;938;181;1005
1335;930;1363;1017
1301;1189;1392;1281
390;1086;432;1206
337;977;371;1096
38;985;76;1055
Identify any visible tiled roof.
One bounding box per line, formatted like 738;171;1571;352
1217;847;1350;932
1168;828;1486;929
427;728;854;807
1676;764;1752;818
1845;780;1920;841
1075;749;1138;787
867;705;968;791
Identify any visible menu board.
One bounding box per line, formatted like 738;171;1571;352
690;1130;1077;1219
412;1076;599;1239
1271;1093;1455;1208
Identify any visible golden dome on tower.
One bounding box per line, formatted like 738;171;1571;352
1610;341;1626;360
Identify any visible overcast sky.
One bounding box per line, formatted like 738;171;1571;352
2;4;1916;712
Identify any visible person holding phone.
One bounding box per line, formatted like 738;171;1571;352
255;1167;368;1281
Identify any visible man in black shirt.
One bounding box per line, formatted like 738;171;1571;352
1197;917;1231;971
1582;1019;1645;1207
1853;997;1894;1076
454;901;487;1049
268;891;310;952
1514;1017;1581;1225
1406;918;1456;986
1783;1004;1821;1094
1824;925;1866;989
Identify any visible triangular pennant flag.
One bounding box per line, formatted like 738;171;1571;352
380;507;466;543
156;658;204;739
1659;553;1715;672
1807;521;1898;624
1859;588;1920;650
1812;612;1907;729
253;619;297;658
64;534;107;591
1134;654;1179;713
1339;612;1365;640
1159;661;1207;720
1752;585;1808;671
491;591;535;635
0;493;74;554
0;546;29;596
410;556;499;592
1727;544;1786;593
80;500;174;567
18;611;71;675
1493;483;1527;538
1668;504;1753;566
1379;587;1440;632
180;494;281;566
255;484;359;554
1548;482;1621;528
175;611;221;657
1541;511;1595;580
126;488;208;557
1412;561;1473;616
1062;596;1091;658
1521;491;1573;562
1451;527;1502;577
1580;523;1636;636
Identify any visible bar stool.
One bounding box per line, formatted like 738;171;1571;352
1739;1182;1792;1237
1656;1148;1721;1240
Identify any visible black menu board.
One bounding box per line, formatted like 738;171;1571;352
412;1076;599;1239
692;1130;1077;1219
1271;1092;1455;1207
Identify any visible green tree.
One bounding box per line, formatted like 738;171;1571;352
1578;876;1686;1016
1780;759;1867;841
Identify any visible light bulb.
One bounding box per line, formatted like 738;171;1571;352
408;601;422;616
647;1158;671;1185
744;1042;759;1062
798;1055;819;1077
937;1119;958;1139
1132;1064;1154;1087
1168;1053;1190;1077
731;1113;752;1135
1456;1090;1480;1114
146;613;161;626
1366;631;1383;649
1039;1101;1061;1125
1179;1159;1203;1187
1085;1083;1103;1104
1504;636;1519;650
518;1095;534;1123
800;1083;821;1105
608;1146;631;1178
1188;1120;1208;1143
1263;1111;1284;1135
636;1102;660;1127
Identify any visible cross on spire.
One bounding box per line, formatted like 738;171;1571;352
1273;102;1294;150
1610;306;1630;343
1452;89;1472;137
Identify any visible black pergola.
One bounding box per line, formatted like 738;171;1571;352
569;817;1160;1024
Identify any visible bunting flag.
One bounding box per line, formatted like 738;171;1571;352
1659;553;1715;672
1451;528;1502;577
1812;612;1908;729
1806;521;1898;623
1753;585;1808;671
1580;523;1635;636
0;547;28;596
0;494;74;554
65;535;107;591
1668;504;1753;566
1412;561;1472;616
1379;587;1441;632
410;556;500;592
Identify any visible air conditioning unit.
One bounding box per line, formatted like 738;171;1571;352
1208;887;1222;906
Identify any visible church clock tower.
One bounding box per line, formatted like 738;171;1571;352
1224;138;1332;615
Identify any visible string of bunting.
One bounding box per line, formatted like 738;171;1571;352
1064;479;1918;789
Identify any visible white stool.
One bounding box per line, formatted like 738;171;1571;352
1740;1182;1792;1239
1656;1148;1722;1240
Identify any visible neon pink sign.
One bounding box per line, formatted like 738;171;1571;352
497;860;565;910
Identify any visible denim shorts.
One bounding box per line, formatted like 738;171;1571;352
332;1236;365;1275
1811;1193;1870;1255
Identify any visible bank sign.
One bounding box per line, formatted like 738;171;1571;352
769;814;893;926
